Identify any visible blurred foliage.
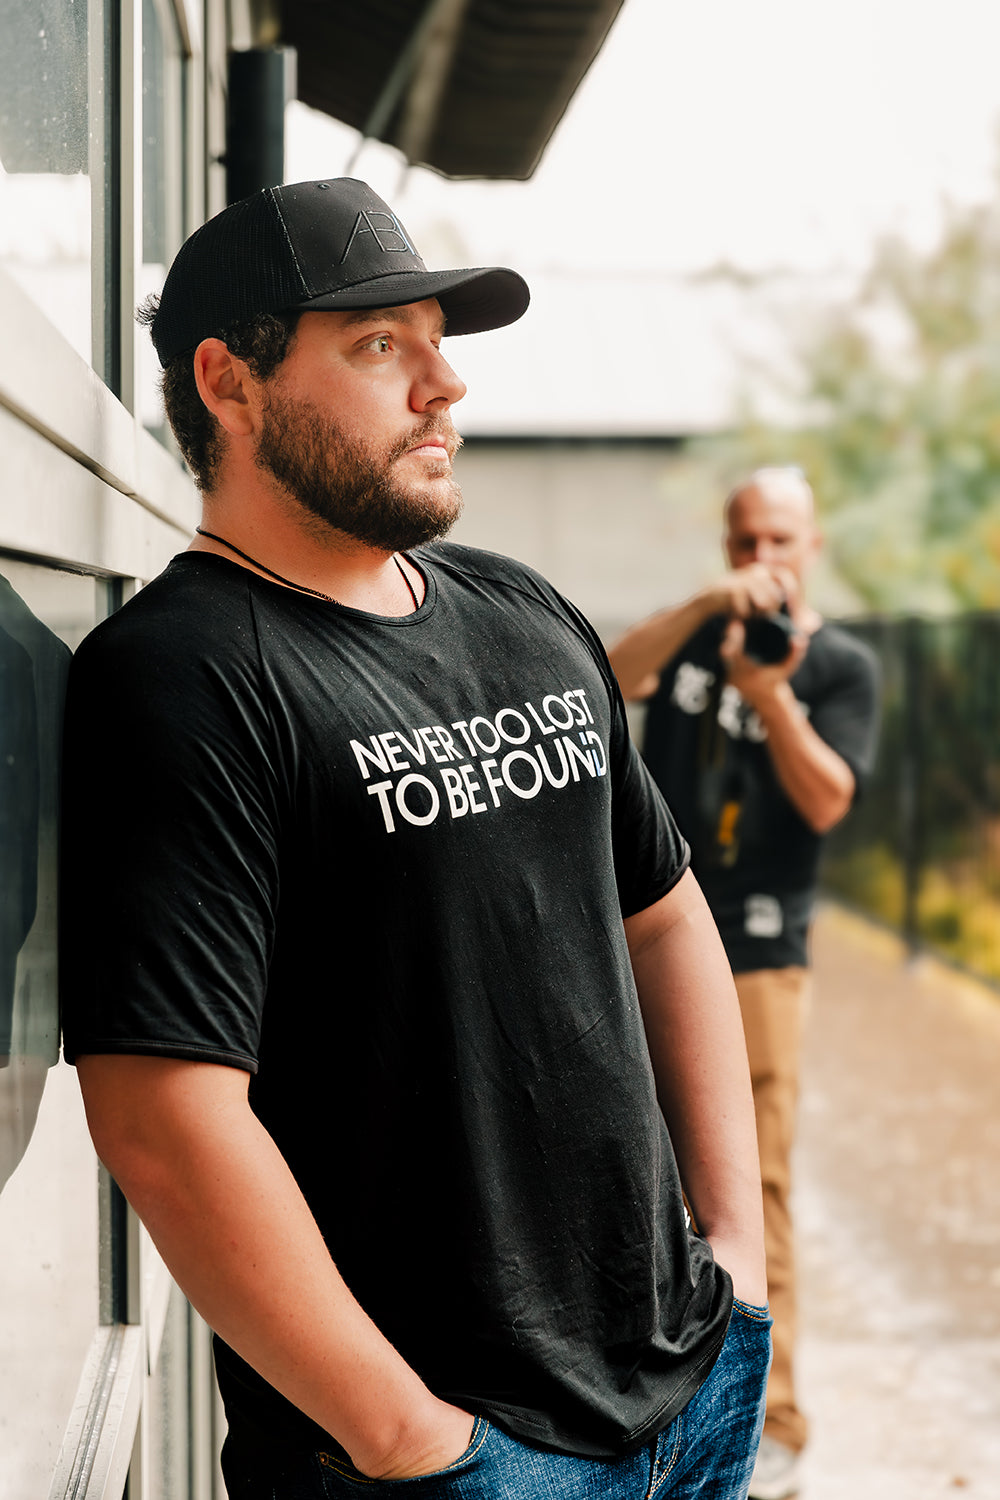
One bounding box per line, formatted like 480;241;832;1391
703;184;1000;612
823;842;905;931
826;832;1000;983
823;613;1000;986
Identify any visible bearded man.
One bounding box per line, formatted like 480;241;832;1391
61;179;770;1500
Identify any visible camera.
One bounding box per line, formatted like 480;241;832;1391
742;603;796;664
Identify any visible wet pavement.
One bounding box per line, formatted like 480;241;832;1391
795;905;1000;1498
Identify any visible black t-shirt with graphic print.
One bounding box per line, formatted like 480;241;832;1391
642;618;879;972
60;543;733;1461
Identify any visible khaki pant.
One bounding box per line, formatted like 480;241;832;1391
735;966;811;1455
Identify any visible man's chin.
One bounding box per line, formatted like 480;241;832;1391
406;479;464;532
350;492;463;553
403;497;464;550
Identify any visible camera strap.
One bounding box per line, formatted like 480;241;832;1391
696;672;745;869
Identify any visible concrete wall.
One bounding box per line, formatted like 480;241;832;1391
451;439;863;650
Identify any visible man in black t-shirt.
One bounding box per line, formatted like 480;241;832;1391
609;469;879;1500
60;181;770;1499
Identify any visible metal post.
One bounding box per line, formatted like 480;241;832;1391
900;615;922;954
226;47;296;203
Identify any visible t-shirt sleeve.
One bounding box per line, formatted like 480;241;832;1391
809;636;881;795
60;613;282;1071
598;640;691;918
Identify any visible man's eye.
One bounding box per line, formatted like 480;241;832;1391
366;335;392;353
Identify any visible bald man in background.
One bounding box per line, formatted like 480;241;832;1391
609;469;880;1500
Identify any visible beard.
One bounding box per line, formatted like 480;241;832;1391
254;386;464;552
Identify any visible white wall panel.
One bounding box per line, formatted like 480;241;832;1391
0;405;192;580
0;269;198;546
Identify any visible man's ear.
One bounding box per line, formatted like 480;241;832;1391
192;339;257;437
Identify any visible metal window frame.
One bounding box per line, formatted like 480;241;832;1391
46;1326;146;1500
2;0;225;1495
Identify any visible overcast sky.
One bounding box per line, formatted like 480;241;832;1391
286;0;1000;433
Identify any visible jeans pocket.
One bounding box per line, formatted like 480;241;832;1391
316;1416;492;1491
731;1297;771;1323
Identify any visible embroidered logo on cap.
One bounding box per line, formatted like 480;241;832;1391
340;210;418;264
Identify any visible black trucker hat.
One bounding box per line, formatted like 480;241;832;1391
149;178;530;365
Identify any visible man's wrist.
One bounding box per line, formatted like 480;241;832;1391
739;675;797;720
350;1393;474;1481
706;1231;767;1308
697;580;734;620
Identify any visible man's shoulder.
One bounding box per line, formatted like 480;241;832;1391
420;539;560;602
420;540;599;634
810;620;880;681
419;541;616;682
72;554;254;681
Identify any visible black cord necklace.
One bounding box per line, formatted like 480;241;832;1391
195;528;420;611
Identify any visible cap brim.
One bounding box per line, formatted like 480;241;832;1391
295;266;530;336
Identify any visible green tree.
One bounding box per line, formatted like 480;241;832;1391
707;184;1000;612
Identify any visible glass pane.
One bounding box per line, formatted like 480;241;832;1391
0;0;92;363
0;560;109;1498
140;0;186;443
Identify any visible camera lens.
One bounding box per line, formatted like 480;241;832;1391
743;611;796;664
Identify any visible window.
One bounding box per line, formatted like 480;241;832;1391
140;0;188;442
0;560;114;1499
0;0;222;1493
0;1;93;365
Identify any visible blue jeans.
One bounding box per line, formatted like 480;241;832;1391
221;1300;771;1500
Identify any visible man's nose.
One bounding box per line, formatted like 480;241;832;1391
412;348;467;411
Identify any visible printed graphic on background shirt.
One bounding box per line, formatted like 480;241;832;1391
349;685;607;833
671;659;811;745
744;894;784;939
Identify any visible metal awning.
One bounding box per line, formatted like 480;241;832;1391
277;0;626;180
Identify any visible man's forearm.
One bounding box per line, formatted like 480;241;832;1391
609;565;794;703
624;873;766;1304
752;681;855;833
608;595;718;701
77;1055;472;1479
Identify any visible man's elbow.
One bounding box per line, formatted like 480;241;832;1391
805;784;855;835
807;808;843;836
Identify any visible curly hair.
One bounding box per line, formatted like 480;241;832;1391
136;298;301;491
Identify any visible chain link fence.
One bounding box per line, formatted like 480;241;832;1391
823;613;1000;985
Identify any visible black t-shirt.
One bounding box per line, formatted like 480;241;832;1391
642;619;879;971
61;543;732;1459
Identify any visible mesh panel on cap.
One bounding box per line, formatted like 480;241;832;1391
150;180;530;362
152;192;307;362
